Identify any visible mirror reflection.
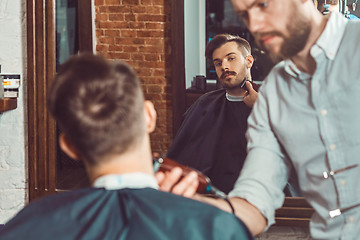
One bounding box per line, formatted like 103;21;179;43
178;0;300;197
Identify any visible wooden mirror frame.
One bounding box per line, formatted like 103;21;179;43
27;0;93;201
170;1;314;227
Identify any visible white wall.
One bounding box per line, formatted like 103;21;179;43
0;0;27;224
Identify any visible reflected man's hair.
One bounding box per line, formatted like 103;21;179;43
205;34;251;60
47;54;145;166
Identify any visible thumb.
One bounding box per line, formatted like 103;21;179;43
245;81;255;94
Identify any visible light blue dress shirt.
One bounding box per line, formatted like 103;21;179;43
229;12;360;239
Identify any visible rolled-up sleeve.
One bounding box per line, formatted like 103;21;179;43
228;82;290;228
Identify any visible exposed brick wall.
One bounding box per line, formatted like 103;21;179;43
94;0;173;155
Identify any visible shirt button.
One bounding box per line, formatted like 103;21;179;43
321;109;328;116
340;180;346;186
348;216;355;222
329;144;336;150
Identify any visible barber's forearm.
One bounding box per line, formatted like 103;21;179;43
229;197;267;236
193;195;267;236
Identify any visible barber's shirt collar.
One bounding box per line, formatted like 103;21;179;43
93;172;159;190
284;11;348;78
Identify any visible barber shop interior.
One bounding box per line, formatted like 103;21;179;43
1;0;360;239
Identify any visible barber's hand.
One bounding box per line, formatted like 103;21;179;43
155;167;199;198
243;81;258;108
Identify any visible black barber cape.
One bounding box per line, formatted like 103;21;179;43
0;188;253;240
167;89;252;194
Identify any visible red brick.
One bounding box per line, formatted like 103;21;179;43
145;22;163;29
139;45;163;53
141;77;164;84
137;14;166;22
115;37;134;45
105;29;120;37
131;6;146;13
96;44;108;52
95;0;105;5
140;0;152;5
108;14;125;21
96;13;108;21
129;22;145;29
153;69;164;76
133;38;145;44
120;30;137;37
108;52;131;59
99;21;128;29
98;6;109;12
137;30;164;38
122;0;140;5
153;0;164;6
144;38;164;45
146;85;163;94
130;53;144;61
108;6;130;12
125;13;136;21
98;37;115;44
96;29;104;37
144;54;159;61
137;68;152;76
145;6;162;14
123;46;139;52
108;45;123;51
105;0;120;5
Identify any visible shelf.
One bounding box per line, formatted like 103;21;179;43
0;98;17;112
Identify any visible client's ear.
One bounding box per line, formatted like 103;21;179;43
59;133;81;160
144;100;157;133
246;55;254;69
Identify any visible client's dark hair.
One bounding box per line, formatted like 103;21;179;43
205;34;251;60
47;53;145;166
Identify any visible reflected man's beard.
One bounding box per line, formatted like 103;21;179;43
255;12;311;63
220;71;244;91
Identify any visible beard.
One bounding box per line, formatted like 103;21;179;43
220;71;246;91
254;11;311;63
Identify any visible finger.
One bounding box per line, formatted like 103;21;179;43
245;81;255;93
182;175;199;198
172;171;198;196
154;171;165;184
158;167;183;192
152;152;160;158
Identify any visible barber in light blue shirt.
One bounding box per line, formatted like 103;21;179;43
158;0;360;238
226;3;360;240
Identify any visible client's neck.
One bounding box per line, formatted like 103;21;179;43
87;135;154;185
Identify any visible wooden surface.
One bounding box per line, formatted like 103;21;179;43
0;98;17;112
27;0;57;201
171;0;186;135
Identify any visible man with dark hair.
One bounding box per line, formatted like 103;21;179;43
0;54;253;240
166;34;258;194
157;0;360;238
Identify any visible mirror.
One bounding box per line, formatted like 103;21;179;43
171;0;314;227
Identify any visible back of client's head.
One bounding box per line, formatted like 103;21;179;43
47;53;145;166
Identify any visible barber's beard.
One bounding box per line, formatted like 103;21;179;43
256;12;311;63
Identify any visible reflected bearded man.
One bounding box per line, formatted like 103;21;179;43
167;34;259;194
